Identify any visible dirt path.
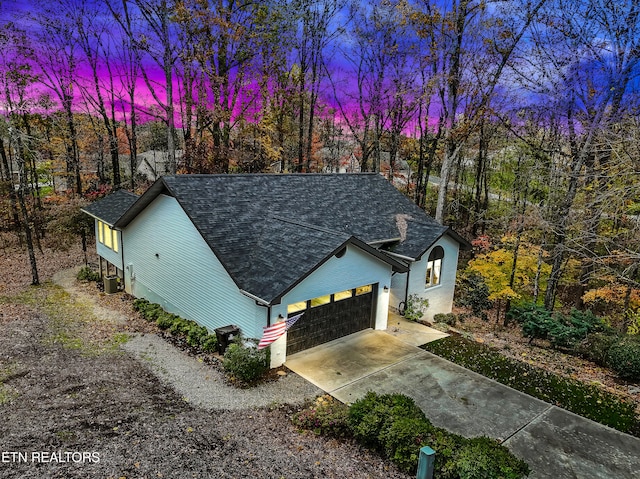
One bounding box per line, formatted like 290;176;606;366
0;268;411;478
52;267;129;326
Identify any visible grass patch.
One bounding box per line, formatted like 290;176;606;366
423;336;640;436
0;384;17;405
0;364;19;405
13;283;125;356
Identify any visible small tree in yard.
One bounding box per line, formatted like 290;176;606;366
466;240;552;322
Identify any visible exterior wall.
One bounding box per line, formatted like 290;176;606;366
269;244;393;367
390;270;409;312
121;194;265;337
95;220;123;270
408;235;460;321
389;235;460;321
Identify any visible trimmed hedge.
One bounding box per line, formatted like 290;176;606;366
132;298;218;353
294;392;530;477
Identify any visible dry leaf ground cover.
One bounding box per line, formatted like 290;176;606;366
0;235;411;479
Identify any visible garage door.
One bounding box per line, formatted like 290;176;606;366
286;284;376;355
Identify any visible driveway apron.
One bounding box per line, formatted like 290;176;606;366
285;327;640;479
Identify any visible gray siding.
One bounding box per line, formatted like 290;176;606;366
121;194;264;337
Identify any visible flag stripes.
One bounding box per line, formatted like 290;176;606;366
257;312;304;350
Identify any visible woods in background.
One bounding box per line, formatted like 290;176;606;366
1;0;640;325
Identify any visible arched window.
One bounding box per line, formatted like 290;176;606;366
426;246;444;288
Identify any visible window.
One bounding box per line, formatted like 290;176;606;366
287;301;307;315
355;284;372;296
310;295;331;307
426;246;444;288
103;223;112;249
98;220;118;252
334;289;353;301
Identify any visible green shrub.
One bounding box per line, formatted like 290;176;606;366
404;295;429;321
346;392;528;476
76;266;100;282
156;312;177;330
447;436;530;479
456;272;492;321
169;316;191;335
292;395;351;438
349;393;430;469
434;313;458;326
186;324;209;348
132;298;150;312
223;340;269;384
509;303;609;348
382;417;433;473
508;303;555;342
607;336;640;380
137;302;164;322
576;332;619;366
201;335;218;353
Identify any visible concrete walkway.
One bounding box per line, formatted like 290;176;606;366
285;325;640;479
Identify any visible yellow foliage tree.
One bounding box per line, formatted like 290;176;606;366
466;242;552;305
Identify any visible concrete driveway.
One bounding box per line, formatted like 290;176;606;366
285;325;640;479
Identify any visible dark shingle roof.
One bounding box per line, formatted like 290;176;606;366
81;189;139;226
112;174;465;303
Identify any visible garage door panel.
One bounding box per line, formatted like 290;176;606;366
287;290;374;354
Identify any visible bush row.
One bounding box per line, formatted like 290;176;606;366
293;392;529;478
132;298;217;352
507;303;640;380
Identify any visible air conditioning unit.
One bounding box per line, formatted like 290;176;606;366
104;275;118;294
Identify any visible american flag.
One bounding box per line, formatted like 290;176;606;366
257;313;304;350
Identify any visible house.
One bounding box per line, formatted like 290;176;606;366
82;174;468;367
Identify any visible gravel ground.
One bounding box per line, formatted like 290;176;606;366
122;333;323;410
0;267;411;479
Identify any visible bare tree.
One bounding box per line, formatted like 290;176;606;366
31;0;83;194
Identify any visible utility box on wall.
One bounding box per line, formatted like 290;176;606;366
214;325;240;355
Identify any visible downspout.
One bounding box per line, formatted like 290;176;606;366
119;229;125;285
402;267;411;314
